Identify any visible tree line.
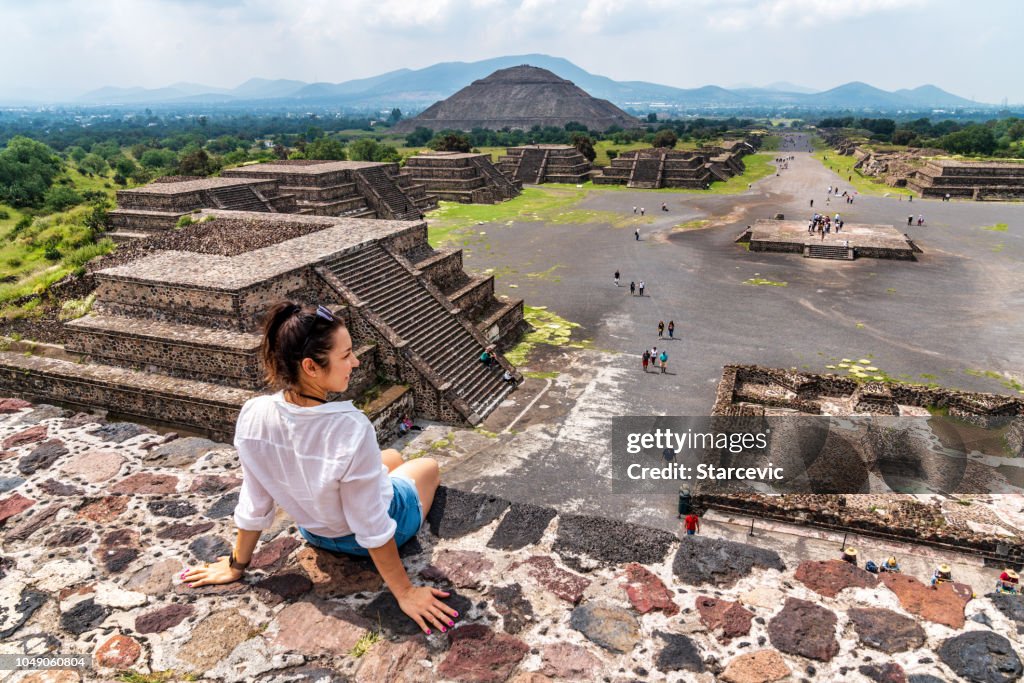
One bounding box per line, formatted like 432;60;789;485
816;116;1024;157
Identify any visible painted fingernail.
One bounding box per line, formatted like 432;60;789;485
448;620;454;627
453;611;459;617
425;629;432;635
441;627;447;633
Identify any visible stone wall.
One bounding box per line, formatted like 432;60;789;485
708;364;1024;561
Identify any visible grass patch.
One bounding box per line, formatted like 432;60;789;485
426;186;588;246
504;305;588;367
743;277;787;287
59;293;96;320
349;629;381;658
981;223;1008;232
672;219;711;232
967;369;1024;393
115;672;178;683
523;370;560;379
525;265;563;283
812;148;913;198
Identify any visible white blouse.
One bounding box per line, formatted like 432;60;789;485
232;391;396;548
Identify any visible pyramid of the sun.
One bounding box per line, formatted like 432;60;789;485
394;65;639;133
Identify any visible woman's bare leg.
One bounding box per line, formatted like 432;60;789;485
392;457;441;520
382;448;403;472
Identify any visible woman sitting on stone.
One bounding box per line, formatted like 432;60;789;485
181;301;457;635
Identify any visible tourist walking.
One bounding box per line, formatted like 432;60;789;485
809;199;814;208
659;349;668;373
641;349;650;372
638;280;645;297
181;302;456;636
657;321;665;338
683;512;700;536
634;228;640;241
629;281;636;296
917;214;924;226
633;206;637;214
614;270;620;287
908;215;914;226
640;207;645;216
667;320;675;339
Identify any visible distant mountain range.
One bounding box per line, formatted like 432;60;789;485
63;54;987;111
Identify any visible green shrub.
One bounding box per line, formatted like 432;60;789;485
44;244;62;261
59;293;96;320
176;215;196;228
65;239;114;268
43;185;84;212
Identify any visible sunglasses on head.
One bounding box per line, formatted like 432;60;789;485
300;304;337;357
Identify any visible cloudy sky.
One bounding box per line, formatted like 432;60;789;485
1;0;1020;103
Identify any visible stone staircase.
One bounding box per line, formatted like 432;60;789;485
325;245;512;419
805;243;853;260
515;148;547;185
469;155;521;199
353;166;422;220
628;156;664;189
206;185;272;212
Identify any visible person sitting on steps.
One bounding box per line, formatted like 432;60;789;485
180;301;458;636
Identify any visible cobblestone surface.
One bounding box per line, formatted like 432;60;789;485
0;398;1020;681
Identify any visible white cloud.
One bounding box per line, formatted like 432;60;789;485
704;0;930;31
0;0;1017;102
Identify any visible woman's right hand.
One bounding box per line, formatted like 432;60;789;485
396;585;459;635
181;556;244;588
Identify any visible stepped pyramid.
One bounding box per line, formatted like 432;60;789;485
394;65;639;133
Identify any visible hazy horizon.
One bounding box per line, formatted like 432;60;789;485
2;0;1021;104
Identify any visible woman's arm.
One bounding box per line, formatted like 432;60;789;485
181;528;261;587
369;538;457;634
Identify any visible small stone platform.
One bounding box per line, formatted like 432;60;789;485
403;152;521;204
743;219;918;261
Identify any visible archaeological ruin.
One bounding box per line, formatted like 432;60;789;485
736;219;920;260
393;65;640;133
402;152;522;203
108;160;438;242
496;145;592;185
700;364;1024;565
0;211;525;441
592;140;755;189
906;160;1024;201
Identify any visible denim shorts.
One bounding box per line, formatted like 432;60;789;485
299;475;423;557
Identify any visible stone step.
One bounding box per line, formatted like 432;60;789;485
65;314;264;389
0;350;253;440
805;244;854;260
323;244;508;421
106;230;156;243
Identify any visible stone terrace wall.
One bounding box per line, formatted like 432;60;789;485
708;364;1024;560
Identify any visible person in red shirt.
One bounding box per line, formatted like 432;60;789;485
683;513;700;536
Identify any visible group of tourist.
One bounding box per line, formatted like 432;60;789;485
907;214;926;226
840;546;1019;594
808;212;844;237
657;320;676;339
614;271;646;297
641;346;669;373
